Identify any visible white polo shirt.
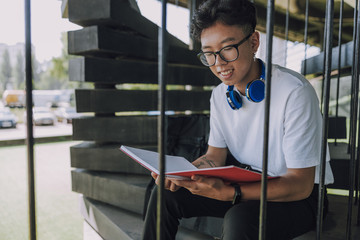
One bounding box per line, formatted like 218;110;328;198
208;63;334;184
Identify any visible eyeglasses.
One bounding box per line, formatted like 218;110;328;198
197;33;253;67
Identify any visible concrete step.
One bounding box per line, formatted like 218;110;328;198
80;195;215;240
72;170;360;239
84;220;104;240
295;194;360;240
72;170;223;237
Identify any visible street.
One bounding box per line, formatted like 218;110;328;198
0;122;72;141
0;141;83;240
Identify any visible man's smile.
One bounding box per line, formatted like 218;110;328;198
219;69;234;78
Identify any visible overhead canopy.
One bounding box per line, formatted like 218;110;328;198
167;0;355;48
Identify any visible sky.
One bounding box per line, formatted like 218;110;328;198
0;0;189;63
0;0;80;62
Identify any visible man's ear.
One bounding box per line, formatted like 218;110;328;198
250;31;260;53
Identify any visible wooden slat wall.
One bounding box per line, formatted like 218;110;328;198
68;0;187;48
68;25;202;65
75;89;211;113
67;0;217;238
68;0;217;172
72;116;158;143
69;57;217;85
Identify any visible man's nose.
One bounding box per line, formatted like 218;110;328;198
214;54;227;66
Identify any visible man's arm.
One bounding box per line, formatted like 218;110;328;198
171;166;315;202
241;166;315;202
191;145;228;169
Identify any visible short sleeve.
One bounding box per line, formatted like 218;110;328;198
282;83;323;168
208;90;227;148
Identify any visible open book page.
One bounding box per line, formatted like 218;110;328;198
120;145;197;174
120;145;278;183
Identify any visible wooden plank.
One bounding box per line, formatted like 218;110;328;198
75;89;211;113
72;116;158;143
68;25;202;66
70;141;155;173
72;169;150;214
68;0;187;48
302;41;353;75
72;115;210;143
69;57;218;86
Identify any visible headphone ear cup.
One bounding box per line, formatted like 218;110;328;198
246;80;265;102
227;89;242;109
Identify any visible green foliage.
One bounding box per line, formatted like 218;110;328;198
0;49;12;91
35;32;86;90
1;32;89;92
13;51;25;89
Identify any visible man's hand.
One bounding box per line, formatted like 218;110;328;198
171;175;234;201
151;146;229;197
151;172;181;192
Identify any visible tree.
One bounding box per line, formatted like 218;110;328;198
35;32;90;90
14;51;25;89
0;49;12;91
36;32;84;90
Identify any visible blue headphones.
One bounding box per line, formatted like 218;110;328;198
226;59;265;110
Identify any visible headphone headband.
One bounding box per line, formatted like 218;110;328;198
259;59;265;80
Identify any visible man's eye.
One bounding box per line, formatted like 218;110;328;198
222;46;233;51
204;52;213;57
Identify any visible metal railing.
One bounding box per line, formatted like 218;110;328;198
24;0;36;240
155;0;360;239
157;0;168;239
22;0;360;239
259;0;274;239
317;1;334;239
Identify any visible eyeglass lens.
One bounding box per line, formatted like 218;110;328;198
199;46;238;66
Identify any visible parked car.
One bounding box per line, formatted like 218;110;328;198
0;107;17;128
24;107;56;126
54;107;82;123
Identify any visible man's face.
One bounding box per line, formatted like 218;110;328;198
200;22;259;93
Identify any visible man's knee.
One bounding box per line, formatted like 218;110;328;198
222;202;259;240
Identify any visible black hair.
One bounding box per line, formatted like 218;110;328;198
191;0;257;41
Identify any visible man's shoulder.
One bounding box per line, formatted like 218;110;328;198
271;64;312;90
211;83;226;95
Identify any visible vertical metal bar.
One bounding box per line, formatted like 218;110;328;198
303;0;309;75
25;0;36;240
157;0;167;240
357;2;360;216
259;0;274;239
355;1;360;214
284;0;290;67
320;1;329;114
317;1;334;239
347;1;360;237
320;53;326;113
188;0;198;51
335;0;344;146
348;0;359;155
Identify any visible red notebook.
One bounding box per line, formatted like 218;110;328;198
120;145;277;184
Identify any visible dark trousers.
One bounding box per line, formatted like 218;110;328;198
142;184;326;240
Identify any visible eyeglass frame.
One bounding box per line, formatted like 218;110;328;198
197;32;253;67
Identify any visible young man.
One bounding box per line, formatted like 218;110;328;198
143;0;334;239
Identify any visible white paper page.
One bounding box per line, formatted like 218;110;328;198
120;145;197;173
